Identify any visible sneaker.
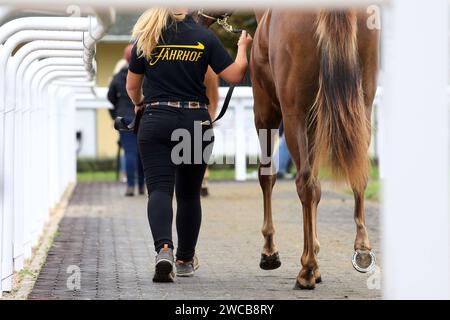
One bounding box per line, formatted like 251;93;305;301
153;244;175;283
175;255;199;277
125;186;134;197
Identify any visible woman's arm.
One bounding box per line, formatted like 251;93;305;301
219;31;253;85
126;70;145;112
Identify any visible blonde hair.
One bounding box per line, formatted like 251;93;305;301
132;8;186;60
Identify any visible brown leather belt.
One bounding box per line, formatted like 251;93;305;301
148;101;208;109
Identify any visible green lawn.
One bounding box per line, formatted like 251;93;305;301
209;168;236;181
317;165;379;181
77;171;117;182
78;169;238;182
364;180;381;201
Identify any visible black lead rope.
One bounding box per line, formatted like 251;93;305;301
201;85;235;126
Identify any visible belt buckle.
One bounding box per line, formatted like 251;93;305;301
168;101;181;108
189;101;200;109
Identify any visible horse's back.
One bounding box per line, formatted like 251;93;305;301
251;9;379;114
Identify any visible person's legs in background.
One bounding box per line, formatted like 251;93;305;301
275;134;293;179
119;131;140;196
120;151;127;183
200;168;210;197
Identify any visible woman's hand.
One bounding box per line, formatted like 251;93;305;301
218;31;252;85
237;30;253;49
135;105;143;114
133;95;145;114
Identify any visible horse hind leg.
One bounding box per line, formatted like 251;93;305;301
311;178;322;283
278;113;321;289
351;21;379;273
352;184;376;273
255;106;282;271
258;165;282;270
296;150;323;286
294;166;321;290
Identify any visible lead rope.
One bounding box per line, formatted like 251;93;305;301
201;85;236;126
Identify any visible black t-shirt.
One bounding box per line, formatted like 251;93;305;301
128;15;233;105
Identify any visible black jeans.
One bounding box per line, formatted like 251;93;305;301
138;104;214;261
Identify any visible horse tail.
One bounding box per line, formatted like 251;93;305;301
310;10;370;191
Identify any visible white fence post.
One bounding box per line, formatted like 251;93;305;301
234;100;247;181
0;10;114;294
382;0;450;299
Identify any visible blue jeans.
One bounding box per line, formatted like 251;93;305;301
275;134;292;175
120;131;145;187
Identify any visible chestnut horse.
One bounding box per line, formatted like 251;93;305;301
251;10;379;289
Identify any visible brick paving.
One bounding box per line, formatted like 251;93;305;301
29;181;381;300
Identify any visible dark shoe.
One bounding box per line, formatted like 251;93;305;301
200;187;209;197
125;186;134;197
175;255;199;277
153;244;175;283
138;185;146;195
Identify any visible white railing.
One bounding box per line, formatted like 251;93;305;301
0;8;115;295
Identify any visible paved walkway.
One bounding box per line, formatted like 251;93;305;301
29;181;381;300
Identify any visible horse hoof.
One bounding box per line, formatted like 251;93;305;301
294;279;316;290
314;269;322;284
352;250;376;273
260;252;281;270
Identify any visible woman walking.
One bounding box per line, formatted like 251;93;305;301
108;45;146;196
126;8;252;282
